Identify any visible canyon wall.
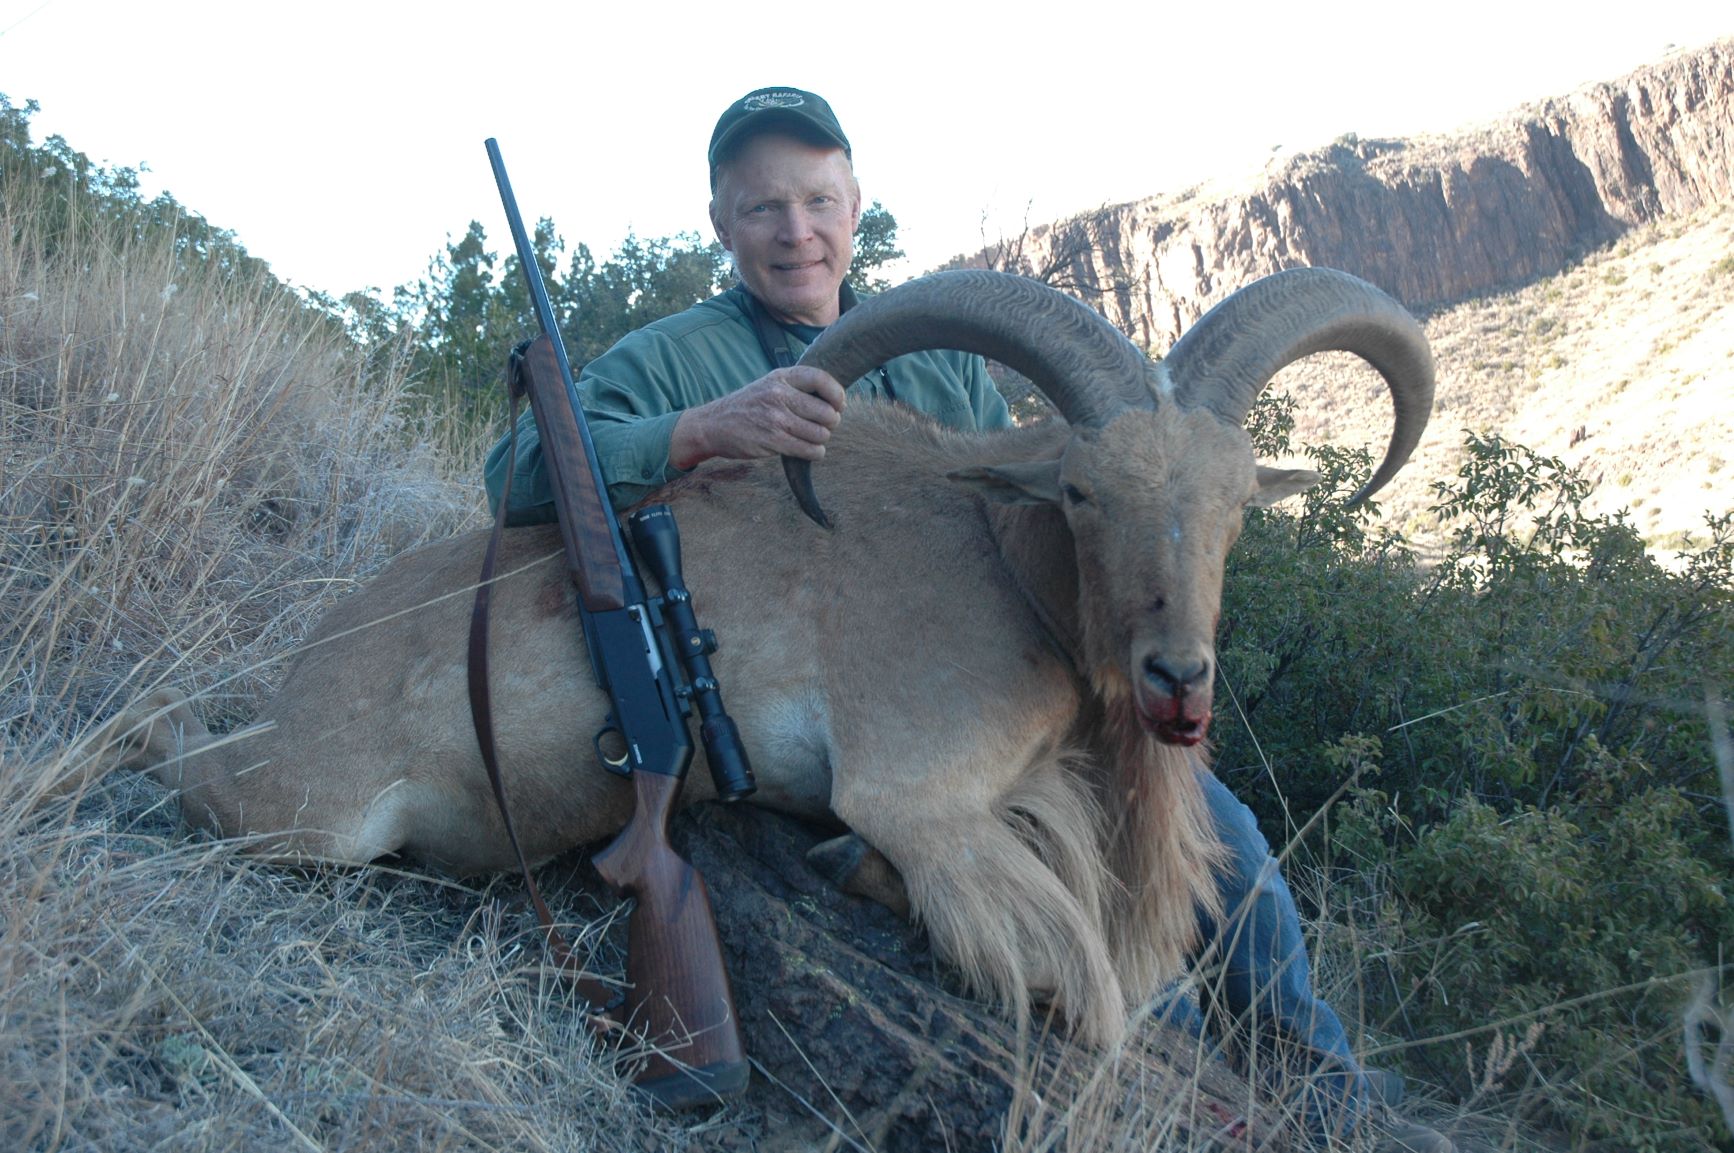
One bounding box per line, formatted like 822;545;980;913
956;39;1734;350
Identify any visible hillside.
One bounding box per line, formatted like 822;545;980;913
960;38;1734;551
1273;201;1733;551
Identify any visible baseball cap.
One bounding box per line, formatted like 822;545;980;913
708;87;851;184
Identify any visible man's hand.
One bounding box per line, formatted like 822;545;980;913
668;367;846;470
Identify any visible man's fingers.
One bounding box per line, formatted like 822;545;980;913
779;367;847;412
785;388;843;430
776;437;827;462
789;419;832;447
673;368;851;467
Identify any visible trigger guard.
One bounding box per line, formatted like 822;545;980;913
594;726;632;776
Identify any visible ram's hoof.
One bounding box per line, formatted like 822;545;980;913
806;833;911;919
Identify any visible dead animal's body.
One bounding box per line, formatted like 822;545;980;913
108;269;1433;1048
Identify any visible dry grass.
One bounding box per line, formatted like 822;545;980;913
0;794;627;1152
985;848;1510;1153
0;166;713;1151
1267;201;1734;559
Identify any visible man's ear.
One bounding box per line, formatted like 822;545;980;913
1250;465;1321;507
709;198;733;253
947;459;1064;506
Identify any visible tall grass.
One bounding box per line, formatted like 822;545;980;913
0;131;717;1151
2;171;472;763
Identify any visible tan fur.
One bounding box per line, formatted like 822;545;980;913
99;399;1311;1048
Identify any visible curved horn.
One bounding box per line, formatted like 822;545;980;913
783;270;1153;527
1162;267;1435;506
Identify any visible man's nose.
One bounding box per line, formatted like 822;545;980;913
778;207;814;244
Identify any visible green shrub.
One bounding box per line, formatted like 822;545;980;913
1217;401;1734;1148
1331;747;1732;1147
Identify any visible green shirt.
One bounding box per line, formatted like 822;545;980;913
484;284;1013;519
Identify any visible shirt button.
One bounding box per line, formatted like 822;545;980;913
641;468;654;479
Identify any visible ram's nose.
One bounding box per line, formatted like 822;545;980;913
1143;656;1210;698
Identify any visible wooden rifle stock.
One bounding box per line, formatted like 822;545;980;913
590;771;748;1106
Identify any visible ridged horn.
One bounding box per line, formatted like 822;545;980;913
1161;267;1435;506
783;270;1152;527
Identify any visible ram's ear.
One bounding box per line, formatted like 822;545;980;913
947;459;1064;506
1250;465;1321;507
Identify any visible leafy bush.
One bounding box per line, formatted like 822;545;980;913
1217;402;1734;1149
1331;750;1731;1146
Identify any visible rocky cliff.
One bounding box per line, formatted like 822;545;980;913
961;38;1734;349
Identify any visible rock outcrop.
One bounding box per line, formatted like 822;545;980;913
959;39;1734;350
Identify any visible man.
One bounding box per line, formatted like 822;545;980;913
485;87;1453;1153
485;88;1006;520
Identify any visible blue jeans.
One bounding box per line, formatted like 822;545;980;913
1159;770;1373;1136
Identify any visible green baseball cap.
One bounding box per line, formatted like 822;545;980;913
708;87;851;184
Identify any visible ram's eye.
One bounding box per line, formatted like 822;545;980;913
1062;483;1090;506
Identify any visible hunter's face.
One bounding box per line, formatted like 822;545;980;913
710;133;861;327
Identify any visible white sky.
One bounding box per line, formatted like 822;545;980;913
1;1;1726;300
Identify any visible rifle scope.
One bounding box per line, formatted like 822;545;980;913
628;504;757;802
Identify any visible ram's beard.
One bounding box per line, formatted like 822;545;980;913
1091;689;1228;998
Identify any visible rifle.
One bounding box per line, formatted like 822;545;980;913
471;138;755;1109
